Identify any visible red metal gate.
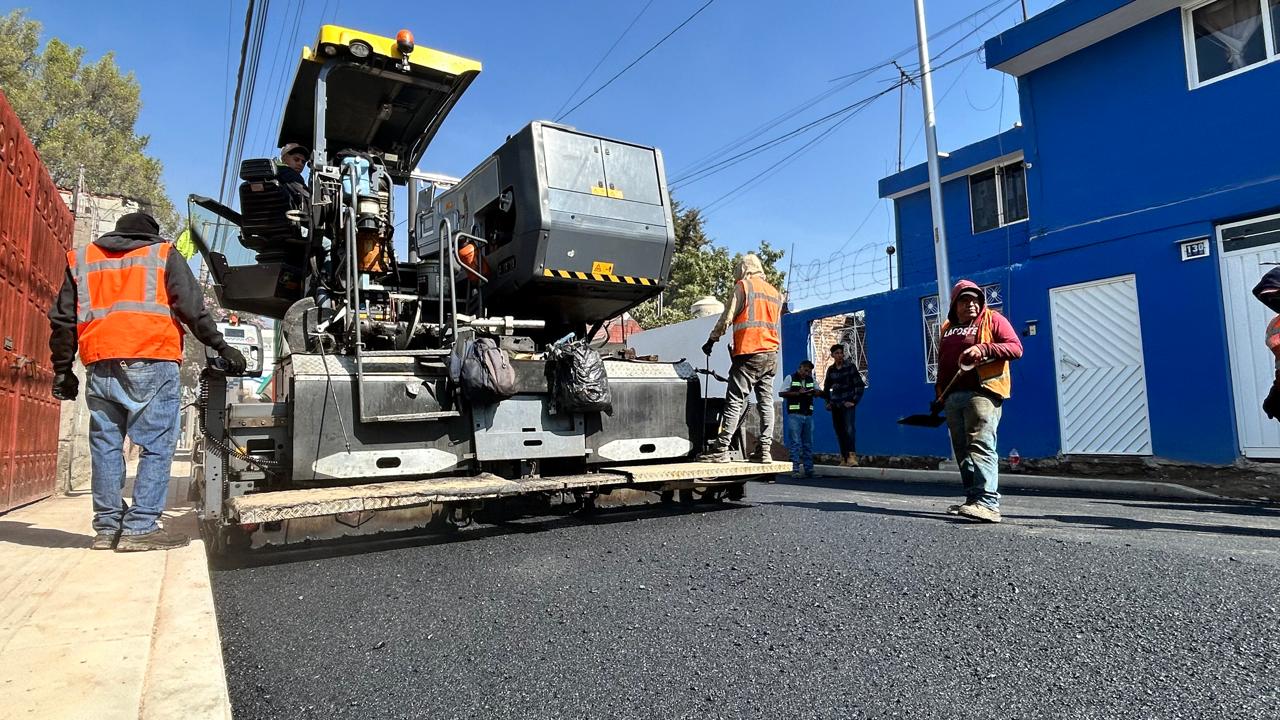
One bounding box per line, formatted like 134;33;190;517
0;89;73;513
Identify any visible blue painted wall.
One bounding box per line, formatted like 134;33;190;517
893;175;1030;289
789;6;1280;466
785;221;1238;465
1018;9;1280;254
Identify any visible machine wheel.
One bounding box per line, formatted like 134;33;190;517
726;483;746;502
446;505;475;529
659;490;675;505
678;489;696;505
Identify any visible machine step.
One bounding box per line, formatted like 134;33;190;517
225;461;784;524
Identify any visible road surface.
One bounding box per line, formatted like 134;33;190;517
212;478;1280;719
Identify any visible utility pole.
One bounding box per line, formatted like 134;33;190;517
913;0;951;321
783;241;795;312
890;61;916;173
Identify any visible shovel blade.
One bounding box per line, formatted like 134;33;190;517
897;413;947;428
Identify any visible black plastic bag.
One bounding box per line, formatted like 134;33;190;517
549;340;612;414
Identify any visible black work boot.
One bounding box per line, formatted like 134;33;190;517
91;530;121;550
115;527;190;552
697;450;730;463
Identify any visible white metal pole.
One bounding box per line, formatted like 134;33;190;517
913;0;951;321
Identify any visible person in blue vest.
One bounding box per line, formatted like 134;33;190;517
780;360;821;478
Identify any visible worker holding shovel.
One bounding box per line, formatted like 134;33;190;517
933;280;1023;523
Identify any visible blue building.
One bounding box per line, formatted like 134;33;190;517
784;0;1280;467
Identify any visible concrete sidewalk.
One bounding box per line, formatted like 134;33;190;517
0;469;231;720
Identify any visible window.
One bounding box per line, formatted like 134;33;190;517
1185;0;1280;86
809;310;868;388
968;161;1027;234
921;284;1003;383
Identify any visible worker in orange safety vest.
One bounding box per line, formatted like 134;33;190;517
47;212;245;553
699;253;782;464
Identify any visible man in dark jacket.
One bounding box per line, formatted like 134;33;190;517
48;212;245;551
824;343;865;466
934;280;1023;523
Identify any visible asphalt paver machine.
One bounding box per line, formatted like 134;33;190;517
188;25;788;552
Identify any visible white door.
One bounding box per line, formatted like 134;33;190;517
1218;213;1280;458
1050;275;1153;455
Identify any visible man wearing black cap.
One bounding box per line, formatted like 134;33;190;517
47;212;246;551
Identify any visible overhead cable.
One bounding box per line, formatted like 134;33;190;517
556;0;717;121
552;0;657;121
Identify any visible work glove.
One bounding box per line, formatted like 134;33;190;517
929;399;945;415
701;339;715;357
51;371;79;401
1264;386;1280;420
219;346;248;375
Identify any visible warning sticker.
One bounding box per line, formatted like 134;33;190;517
591;261;615;275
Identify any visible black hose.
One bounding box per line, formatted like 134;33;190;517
197;371;283;473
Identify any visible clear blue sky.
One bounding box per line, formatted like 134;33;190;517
17;0;1058;309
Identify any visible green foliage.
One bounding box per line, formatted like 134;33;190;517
631;199;787;330
0;10;177;232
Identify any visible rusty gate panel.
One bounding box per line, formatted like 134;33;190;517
0;89;72;513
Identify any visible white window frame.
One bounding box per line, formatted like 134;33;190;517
967;161;1028;235
1183;0;1280;89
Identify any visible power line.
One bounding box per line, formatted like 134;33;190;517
700;89;891;216
249;0;307;157
552;0;657;121
827;0;1012;82
556;0;717;122
223;0;271;204
245;0;297;158
672;0;1017;192
218;0;259;205
674;71;874;183
670;91;884;189
694;46;983;216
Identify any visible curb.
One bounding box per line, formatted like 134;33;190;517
141;510;234;720
813;465;1227;501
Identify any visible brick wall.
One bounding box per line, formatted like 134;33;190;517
806;312;867;388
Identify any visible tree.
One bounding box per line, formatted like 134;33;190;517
631;199;787;329
0;10;178;231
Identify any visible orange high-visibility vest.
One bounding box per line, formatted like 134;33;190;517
67;242;183;365
731;275;782;356
939;308;1012;399
1267;315;1280;362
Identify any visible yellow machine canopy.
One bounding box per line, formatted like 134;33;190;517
277;25;482;181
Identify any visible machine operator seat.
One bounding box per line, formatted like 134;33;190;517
237;158;308;261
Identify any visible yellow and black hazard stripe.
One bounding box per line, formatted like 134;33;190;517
542;268;657;286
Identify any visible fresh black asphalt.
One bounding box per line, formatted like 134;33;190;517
211;478;1280;719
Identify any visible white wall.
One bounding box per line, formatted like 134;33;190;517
626;315;785;400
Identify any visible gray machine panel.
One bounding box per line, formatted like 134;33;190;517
601;140;662;206
284;353;472;483
541;126;605;196
544;190;670;227
586;365;700;466
472;395;586;461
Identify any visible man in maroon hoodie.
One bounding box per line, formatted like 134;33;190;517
934;280;1023;523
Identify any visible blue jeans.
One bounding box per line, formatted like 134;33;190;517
785;413;814;473
86;359;180;535
945;390;1003;509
